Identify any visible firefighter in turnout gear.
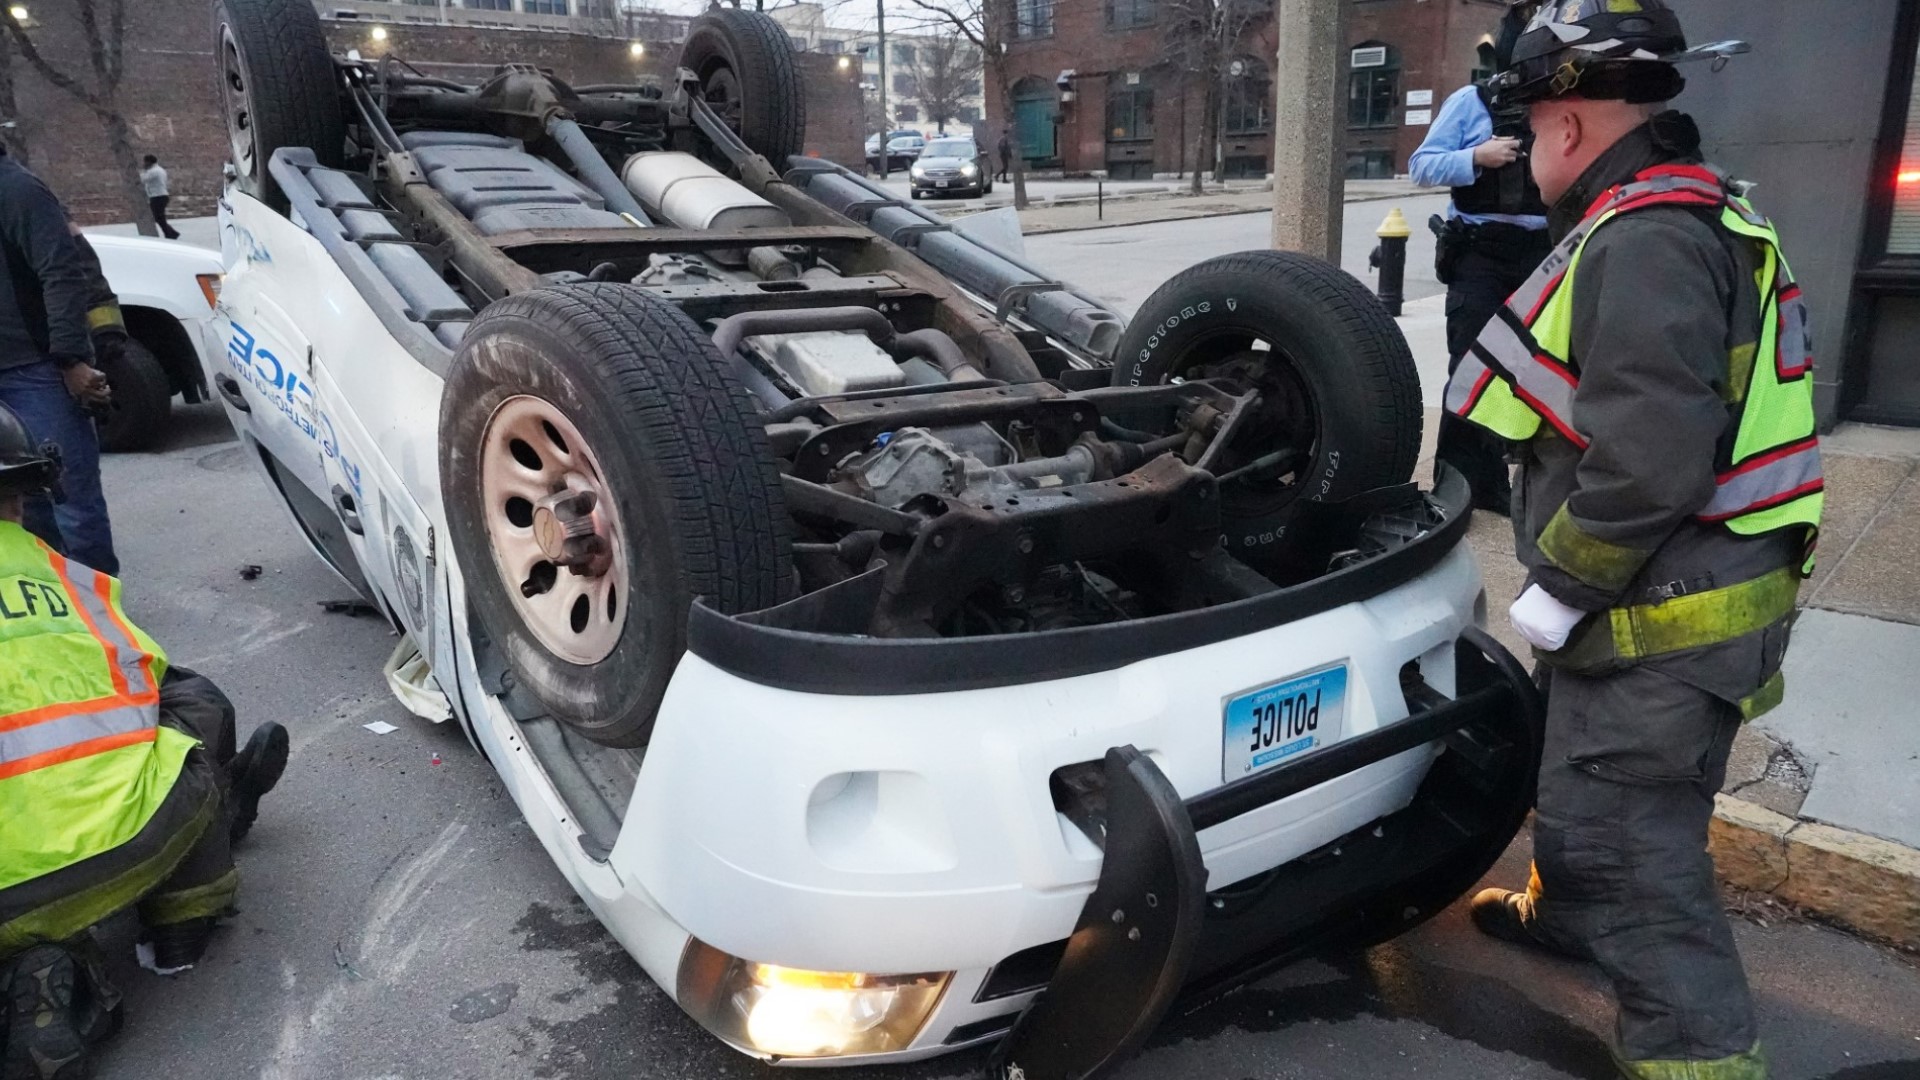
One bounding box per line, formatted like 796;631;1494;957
0;403;289;1080
1447;4;1815;1078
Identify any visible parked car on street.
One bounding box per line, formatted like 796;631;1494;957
910;136;992;199
866;129;925;172
87;234;221;451
207;0;1540;1073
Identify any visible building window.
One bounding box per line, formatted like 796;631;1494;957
960;77;981;97
893;43;917;66
957;104;981;124
1107;0;1154;30
1345;148;1395;180
1347;42;1398;128
522;0;567;14
1471;42;1498;84
894;73;919;97
897;103;920;123
464;0;513;9
1108;77;1153;142
1889;41;1920;255
1015;0;1054;39
1222;56;1270;135
819;38;844;54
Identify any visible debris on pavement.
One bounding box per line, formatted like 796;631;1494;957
319;598;381;617
362;720;398;736
238;564;262;580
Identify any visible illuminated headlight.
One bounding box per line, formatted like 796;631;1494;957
677;939;950;1058
959;162;978;176
910;164;927;178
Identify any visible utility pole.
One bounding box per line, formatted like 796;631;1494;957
1270;0;1345;261
876;0;890;179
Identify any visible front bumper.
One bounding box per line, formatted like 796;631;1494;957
987;625;1541;1079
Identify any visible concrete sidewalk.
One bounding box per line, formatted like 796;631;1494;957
1395;300;1920;947
948;177;1423;235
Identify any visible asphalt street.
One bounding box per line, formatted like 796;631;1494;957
78;215;1920;1080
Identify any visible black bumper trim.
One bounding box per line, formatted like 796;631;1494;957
984;626;1542;1080
686;469;1474;697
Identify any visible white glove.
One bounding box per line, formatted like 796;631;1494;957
1509;584;1588;652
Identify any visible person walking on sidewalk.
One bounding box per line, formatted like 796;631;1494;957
1410;0;1550;516
0;402;291;1080
139;156;180;240
1447;4;1822;1078
0;145;119;576
996;131;1012;184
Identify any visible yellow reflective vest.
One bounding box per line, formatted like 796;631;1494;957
1444;164;1823;574
0;521;187;894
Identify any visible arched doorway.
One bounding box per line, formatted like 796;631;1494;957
1012;76;1058;165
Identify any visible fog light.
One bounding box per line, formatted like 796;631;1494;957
677;938;949;1058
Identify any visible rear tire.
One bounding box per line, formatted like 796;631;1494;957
95;340;173;454
441;284;792;747
1112;251;1422;567
680;9;806;169
213;0;344;210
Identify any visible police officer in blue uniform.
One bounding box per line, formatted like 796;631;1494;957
1409;0;1550;515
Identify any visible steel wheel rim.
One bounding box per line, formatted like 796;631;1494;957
218;25;257;185
478;395;631;666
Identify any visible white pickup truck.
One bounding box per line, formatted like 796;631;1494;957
85;232;223;452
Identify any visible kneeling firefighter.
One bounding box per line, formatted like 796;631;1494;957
1445;4;1819;1078
0;403;289;1080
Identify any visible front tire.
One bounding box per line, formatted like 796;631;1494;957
441;284;792;747
95;340;173;453
1113;251;1422;566
213;0;344;210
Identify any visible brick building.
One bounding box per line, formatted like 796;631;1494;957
986;0;1508;180
0;0;860;225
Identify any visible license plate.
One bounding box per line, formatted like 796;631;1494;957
1222;664;1348;781
936;180;949;188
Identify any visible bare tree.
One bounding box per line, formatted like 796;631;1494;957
902;0;1030;208
907;33;975;135
0;34;26;163
3;1;152;231
1164;0;1264;195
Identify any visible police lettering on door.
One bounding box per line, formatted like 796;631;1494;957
226;320;362;500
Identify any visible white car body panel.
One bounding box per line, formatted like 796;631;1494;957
87;233;225;389
214;181;1492;1066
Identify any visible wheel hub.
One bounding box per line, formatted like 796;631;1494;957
478;395;630;665
530;487;611;576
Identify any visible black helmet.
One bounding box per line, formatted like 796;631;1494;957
0;403;59;497
1491;0;1750;107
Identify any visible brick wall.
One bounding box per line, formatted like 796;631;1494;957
987;0;1503;179
4;0;861;225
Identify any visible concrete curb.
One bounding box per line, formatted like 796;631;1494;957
1710;794;1920;950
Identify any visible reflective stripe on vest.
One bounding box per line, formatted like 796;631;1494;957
1443;164;1824;570
0;538;163;780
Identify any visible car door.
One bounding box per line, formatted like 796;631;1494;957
212;195;375;596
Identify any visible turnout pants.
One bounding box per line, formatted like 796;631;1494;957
1526;665;1763;1075
1440;233;1550;507
0;672;240;961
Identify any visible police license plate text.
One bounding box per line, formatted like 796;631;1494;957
1222;665;1348;781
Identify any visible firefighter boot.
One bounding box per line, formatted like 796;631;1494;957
1469;888;1592;961
229;721;290;843
1;946;88;1080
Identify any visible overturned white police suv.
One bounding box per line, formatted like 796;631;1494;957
204;0;1541;1074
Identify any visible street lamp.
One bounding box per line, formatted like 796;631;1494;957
629;41;644;57
837;55;851;70
370;25;387;41
6;6;27;22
